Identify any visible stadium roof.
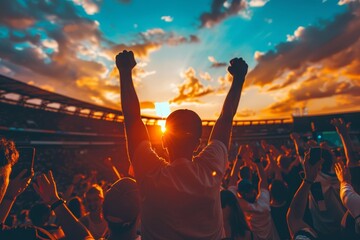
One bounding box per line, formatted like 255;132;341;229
0;74;295;125
0;74;123;115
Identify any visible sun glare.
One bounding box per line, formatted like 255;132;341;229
158;120;166;133
155;102;170;133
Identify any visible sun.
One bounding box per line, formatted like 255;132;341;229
157;120;166;133
155;102;171;133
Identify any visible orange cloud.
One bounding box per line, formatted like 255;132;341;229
140;101;155;109
170;67;215;104
247;4;360;88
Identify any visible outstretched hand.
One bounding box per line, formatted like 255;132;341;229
33;171;60;205
334;162;351;184
331;118;350;134
227;57;248;79
5;169;33;200
116;50;136;71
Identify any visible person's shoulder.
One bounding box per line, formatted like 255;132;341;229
200;140;228;156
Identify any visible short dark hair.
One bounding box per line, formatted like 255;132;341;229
269;179;288;204
239;166;251;180
29;203;51;227
165;109;202;139
0;138;19;168
237;179;255;196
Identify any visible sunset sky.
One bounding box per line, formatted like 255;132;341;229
0;0;359;120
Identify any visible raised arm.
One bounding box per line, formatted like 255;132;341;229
331;118;359;167
0;170;32;223
116;50;149;159
287;153;323;238
227;145;247;187
209;58;248;148
33;171;93;240
290;132;306;159
335;162;360;219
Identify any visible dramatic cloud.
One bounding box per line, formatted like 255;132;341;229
105;28;200;59
0;1;199;108
244;3;360;117
200;0;247;28
208;56;227;68
247;4;360;88
170;67;215;104
266;79;360;115
286;26;305;42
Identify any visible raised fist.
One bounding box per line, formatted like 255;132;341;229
116;50;136;71
227;57;248;78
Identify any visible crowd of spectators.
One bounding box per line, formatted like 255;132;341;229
0;52;359;240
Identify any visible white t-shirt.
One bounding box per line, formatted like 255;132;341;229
340;182;360;219
308;172;346;234
79;214;108;239
229;186;280;240
133;140;227;240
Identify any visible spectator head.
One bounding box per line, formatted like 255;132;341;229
237;179;257;203
67;196;86;219
85;184;104;213
221;190;250;238
269;179;288;205
0;138;19;202
320;148;334;174
29;203;51;227
277;154;293;171
163;109;202;153
239;166;252;180
102;178;140;237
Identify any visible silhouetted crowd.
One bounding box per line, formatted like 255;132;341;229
0;52;359;240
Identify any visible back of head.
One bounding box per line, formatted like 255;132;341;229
220;190;250;237
237;179;255;197
269;179;288;204
0;138;19;168
67;196;85;219
165;109;202;140
0;138;19;202
29;203;51;227
277;154;293;171
239;166;251;180
86;184;104;198
103;178;140;235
